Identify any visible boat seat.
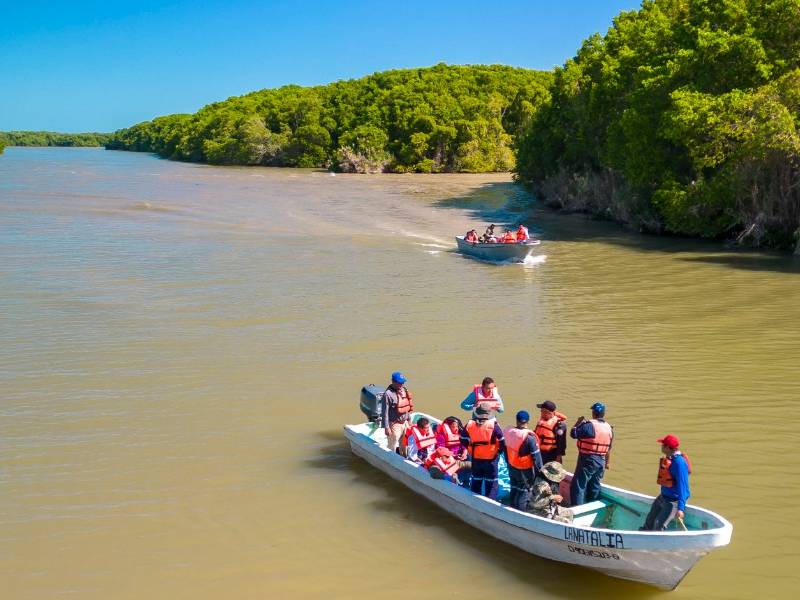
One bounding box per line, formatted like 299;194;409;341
570;500;608;527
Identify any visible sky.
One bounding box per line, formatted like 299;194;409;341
0;0;641;132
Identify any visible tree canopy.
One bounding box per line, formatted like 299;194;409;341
106;64;552;173
0;131;111;147
515;0;800;250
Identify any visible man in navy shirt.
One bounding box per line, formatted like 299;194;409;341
569;402;613;506
641;434;691;530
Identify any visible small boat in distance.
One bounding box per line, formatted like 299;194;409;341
344;408;733;590
455;235;541;262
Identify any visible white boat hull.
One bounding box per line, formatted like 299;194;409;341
344;415;732;590
455;236;541;262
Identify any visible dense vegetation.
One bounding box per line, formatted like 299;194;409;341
0;131;111;147
515;0;800;251
106;64;552;173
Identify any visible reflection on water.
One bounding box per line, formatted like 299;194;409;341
0;148;798;599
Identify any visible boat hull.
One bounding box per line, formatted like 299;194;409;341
456;236;541;262
344;417;732;590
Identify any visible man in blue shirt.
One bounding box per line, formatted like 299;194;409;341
569;402;613;506
641;434;691;531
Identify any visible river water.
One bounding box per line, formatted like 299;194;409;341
1;147;798;599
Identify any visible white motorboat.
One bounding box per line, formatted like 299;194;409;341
455;235;541;262
344;412;732;590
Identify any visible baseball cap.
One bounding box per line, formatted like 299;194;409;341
516;410;530;423
657;434;680;449
391;371;407;384
590;402;606;415
536;401;557;411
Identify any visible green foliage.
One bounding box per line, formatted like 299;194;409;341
0;131;111;147
107;64;552;173
515;0;800;250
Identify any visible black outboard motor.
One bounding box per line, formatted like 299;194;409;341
360;384;386;423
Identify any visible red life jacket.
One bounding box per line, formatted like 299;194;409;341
657;452;692;487
438;422;461;450
395;387;413;414
473;384;501;412
504;427;533;470
516;226;529;242
466;419;500;460
534;411;568;452
501;232;516;243
425;452;460;477
465;230;478;243
576;419;613;456
410;425;436;450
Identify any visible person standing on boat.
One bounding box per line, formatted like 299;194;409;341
461;377;504;419
530;462;574;523
480;224;497;243
504;411;543;510
569;402;613;506
462;406;505;499
516;224;530;242
534;401;568;464
382;371;413;455
640;434;691;531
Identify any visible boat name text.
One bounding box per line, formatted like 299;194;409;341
564;528;625;549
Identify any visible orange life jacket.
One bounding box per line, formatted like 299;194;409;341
516;226;529;241
657;452;692;487
426;452;460;477
534;411;568;452
504;427;533;470
576;419;613;456
473;384;501;412
501;232;516;243
438;422;461;449
410;425;436;450
395;387;413;414
465;230;478;243
466;419;500;460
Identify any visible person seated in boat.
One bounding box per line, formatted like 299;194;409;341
640;435;691;531
464;229;479;243
501;229;517;243
425;446;463;483
480;224;497;243
436;416;469;461
461;377;504;419
503;411;544;511
534;401;568;464
406;417;437;464
382;371;414;455
516;224;530;242
461;406;505;499
529;461;574;523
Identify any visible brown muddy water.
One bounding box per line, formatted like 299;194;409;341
1;147;798;599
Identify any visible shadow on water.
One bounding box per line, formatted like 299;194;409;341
436;182;800;274
310;431;663;599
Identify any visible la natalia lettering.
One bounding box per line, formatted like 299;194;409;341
564;528;625;549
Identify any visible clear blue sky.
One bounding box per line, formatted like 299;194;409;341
0;0;641;132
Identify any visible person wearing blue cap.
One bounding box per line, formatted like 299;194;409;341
503;410;543;510
381;371;414;454
569;402;614;507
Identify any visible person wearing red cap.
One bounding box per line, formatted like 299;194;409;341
640;434;692;531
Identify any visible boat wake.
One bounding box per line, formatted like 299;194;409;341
523;254;547;267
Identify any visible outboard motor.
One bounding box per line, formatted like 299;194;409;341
360;384;386;423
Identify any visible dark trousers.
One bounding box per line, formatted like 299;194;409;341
470;458;499;500
507;465;535;510
570;453;605;506
540;449;563;465
642;494;678;530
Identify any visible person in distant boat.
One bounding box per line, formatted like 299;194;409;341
461;377;504;419
530;461;574;523
534;401;568;464
501;229;517;243
480;224;497;243
504;410;543;510
640;434;691;531
382;371;414;455
465;229;479;243
516;224;530;242
569;403;613;506
461;406;505;499
406;417;437;464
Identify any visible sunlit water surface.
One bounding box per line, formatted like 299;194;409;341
1;148;798;599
